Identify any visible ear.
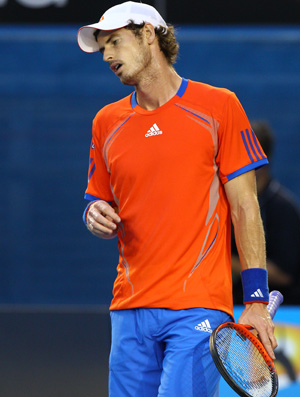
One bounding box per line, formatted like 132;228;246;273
144;23;156;44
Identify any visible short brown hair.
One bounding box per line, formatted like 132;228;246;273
126;21;179;65
94;22;179;65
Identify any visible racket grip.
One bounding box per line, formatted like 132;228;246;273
267;290;284;319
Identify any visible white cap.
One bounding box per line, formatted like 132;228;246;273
77;1;168;53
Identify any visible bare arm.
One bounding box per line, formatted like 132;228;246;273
86;200;121;239
225;170;277;359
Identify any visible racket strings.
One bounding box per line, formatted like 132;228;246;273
216;327;274;397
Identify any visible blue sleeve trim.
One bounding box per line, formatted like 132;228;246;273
226;158;269;182
84;193;101;201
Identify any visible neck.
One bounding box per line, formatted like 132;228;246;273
134;64;182;111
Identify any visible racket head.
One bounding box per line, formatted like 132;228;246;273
209;322;278;397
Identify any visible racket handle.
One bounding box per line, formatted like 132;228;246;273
267;290;284;319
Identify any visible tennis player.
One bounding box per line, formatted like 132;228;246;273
77;2;277;396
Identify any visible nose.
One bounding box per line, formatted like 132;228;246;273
103;48;113;63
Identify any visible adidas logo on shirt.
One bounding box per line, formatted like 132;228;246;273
195;319;212;333
251;289;264;298
145;123;163;137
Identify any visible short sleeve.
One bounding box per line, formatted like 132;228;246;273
216;92;268;184
84;117;115;202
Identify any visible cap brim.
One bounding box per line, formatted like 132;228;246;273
77;21;128;53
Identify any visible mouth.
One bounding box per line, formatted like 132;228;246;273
110;62;123;74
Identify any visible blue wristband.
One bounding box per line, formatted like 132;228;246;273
241;268;269;304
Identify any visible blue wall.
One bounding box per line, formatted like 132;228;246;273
1;26;300;305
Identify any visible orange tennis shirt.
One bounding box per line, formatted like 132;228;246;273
85;79;268;317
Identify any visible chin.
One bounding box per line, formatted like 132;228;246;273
120;76;136;86
119;70;139;86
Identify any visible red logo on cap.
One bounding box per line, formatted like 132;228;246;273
99;16;104;22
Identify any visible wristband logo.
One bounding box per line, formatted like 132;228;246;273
0;0;68;7
251;288;264;298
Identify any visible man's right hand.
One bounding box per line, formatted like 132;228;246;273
86;200;121;239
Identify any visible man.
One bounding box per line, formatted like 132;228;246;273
77;2;277;396
232;120;300;305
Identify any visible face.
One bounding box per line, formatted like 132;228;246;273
97;27;151;86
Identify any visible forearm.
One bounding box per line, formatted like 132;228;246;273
231;193;266;271
225;171;269;304
231;194;269;304
225;172;276;358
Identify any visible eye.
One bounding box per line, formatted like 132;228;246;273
112;39;119;46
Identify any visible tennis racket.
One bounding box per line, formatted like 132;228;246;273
209;290;283;397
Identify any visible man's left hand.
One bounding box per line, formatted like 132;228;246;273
238;302;277;360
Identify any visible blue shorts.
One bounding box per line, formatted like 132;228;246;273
109;308;232;397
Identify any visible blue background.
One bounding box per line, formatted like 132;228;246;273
1;25;300;305
0;25;300;396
